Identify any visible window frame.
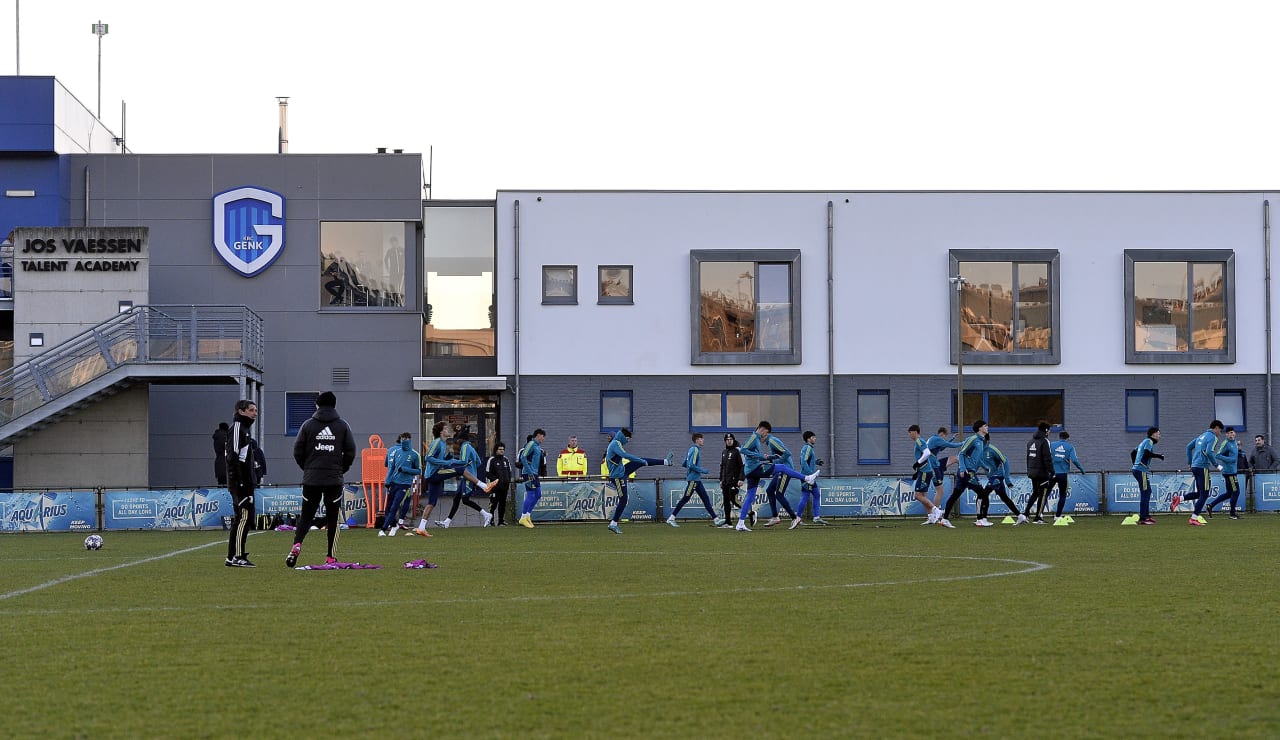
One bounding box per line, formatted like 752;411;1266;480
950;389;1065;433
541;265;578;305
856;389;891;465
689;249;802;365
949;249;1061;366
1124;249;1236;364
597;265;634;305
1125;389;1159;433
599;390;634;434
319;220;416;312
286;392;320;436
689;391;801;434
1214;389;1246;431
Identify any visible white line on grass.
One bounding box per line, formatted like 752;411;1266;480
0;534;258;602
0;553;1051;616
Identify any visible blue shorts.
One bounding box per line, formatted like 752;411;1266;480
913;469;933;493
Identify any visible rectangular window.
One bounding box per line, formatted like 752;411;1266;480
600;391;633;432
1125;390;1159;432
598;265;634;305
542;265;578;305
286;392;319;436
952;390;1064;432
1125;250;1235;364
857;390;890;464
321;222;410;309
950;250;1060;365
1214;390;1245;430
691;250;802;365
690;391;800;432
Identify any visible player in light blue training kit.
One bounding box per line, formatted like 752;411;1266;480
516;429;546;528
794;431;828;527
435;431;495;529
667;433;724;527
926;427;963;509
605;427;672;534
1176;420;1222;525
412;421;466;537
975;440;1020;527
1206;426;1243;519
760;432;812;528
1048;431;1087;521
908;425;943;525
939;420;989;527
1130;427;1163;525
735;421;777;532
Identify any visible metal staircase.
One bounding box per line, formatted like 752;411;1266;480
0;305;263;446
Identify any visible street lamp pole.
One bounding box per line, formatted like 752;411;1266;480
91;20;108;118
950;276;968;431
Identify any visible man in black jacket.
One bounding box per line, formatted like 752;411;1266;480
286;391;356;567
485;441;513;526
1021;421;1054;524
719;433;744;528
225;401;258;567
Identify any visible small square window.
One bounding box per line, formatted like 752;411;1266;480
949;250;1061;365
857;390;890;464
542;265;578;305
29;333;43;347
1125;390;1158;432
1214;390;1245;430
286;392;320;436
600;391;633;433
598;265;633;304
1124;250;1235;364
118;300;134;313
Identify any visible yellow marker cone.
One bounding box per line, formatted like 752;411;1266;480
1001;516;1016;525
1121;514;1139;525
1053;517;1070;526
1063;515;1075;523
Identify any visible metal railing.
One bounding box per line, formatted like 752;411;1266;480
0;305;263;426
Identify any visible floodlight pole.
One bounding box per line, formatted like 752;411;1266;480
91;20;108;118
951;276;968;431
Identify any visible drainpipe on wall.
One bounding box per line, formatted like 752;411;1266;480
1266;200;1272;441
827;201;835;474
513;200;521;439
83;165;90;225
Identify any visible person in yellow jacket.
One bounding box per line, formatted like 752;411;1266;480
556;435;588;477
600;449;635;478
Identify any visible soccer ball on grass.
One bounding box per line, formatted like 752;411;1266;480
84;534;104;550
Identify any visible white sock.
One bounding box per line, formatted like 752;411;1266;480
417;518;427;530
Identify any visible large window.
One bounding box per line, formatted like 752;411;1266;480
424;205;495;359
320;222;410;308
1125;390;1159;432
600;391;633;433
949;250;1060;365
1125;250;1234;364
857;390;890;464
952;390;1064;432
691;250;801;365
690;391;800;432
1215;390;1245;430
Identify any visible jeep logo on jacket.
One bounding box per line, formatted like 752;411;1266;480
292;407;356;485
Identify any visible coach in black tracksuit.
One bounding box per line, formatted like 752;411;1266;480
225;400;259;567
1022;421;1054;523
286;391;356;567
719;433;744;526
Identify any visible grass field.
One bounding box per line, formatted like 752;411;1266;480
2;515;1278;739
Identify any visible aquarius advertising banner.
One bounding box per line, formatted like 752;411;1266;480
0;491;97;532
103;489;232;530
533;479;657;522
952;474;1101;517
1250;473;1280;511
1108;472;1276;513
664;480;726;521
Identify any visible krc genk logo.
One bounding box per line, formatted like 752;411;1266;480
212;186;286;277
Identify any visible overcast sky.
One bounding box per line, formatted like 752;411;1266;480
4;0;1279;198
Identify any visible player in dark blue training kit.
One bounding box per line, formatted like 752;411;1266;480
1206;426;1243;519
516;429;546;528
1048;431;1087;521
735;421;778;532
908;425;943;525
1176;420;1222;525
1130;427;1163;524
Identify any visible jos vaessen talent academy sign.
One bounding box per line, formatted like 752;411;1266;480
13;227;146;273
